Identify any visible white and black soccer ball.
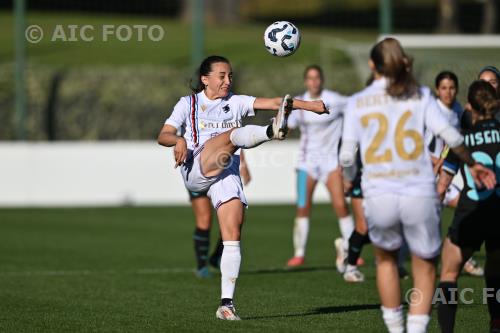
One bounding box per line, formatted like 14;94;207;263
263;21;301;57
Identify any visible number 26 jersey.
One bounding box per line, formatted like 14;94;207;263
342;77;454;198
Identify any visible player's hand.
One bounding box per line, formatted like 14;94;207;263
240;164;251;185
173;137;187;168
469;163;496;190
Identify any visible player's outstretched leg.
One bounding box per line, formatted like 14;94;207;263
201;95;292;179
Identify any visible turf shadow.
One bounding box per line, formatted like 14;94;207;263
243;303;381;320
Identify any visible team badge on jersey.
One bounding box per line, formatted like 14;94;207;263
222;104;230;113
201;104;207;112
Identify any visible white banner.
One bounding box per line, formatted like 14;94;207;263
0;141;331;207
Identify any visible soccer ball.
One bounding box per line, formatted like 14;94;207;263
263;21;301;57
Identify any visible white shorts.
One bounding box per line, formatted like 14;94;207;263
180;146;247;209
364;194;442;259
443;183;461;206
297;153;339;184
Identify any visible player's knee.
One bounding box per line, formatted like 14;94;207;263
221;227;240;241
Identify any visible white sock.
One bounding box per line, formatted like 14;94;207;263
339;215;354;250
220;241;241;300
381;305;404;333
407;314;430;333
229;125;270;149
293;217;309;257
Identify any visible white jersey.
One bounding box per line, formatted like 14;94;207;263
288;89;348;166
425;99;463;158
165;90;256;151
342;77;452;198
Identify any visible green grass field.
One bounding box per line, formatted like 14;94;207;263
0;205;490;332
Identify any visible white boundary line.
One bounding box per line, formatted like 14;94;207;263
0;268;195;277
379;34;500;48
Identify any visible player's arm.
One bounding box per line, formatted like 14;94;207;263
424;93;496;189
447;143;496;189
253;97;328;114
437;127;495;189
157;124;187;168
339;100;359;183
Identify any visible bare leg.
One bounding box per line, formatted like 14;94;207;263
200;130;240;178
409;254;436;315
440;237;469;282
192;196;212;230
375;247;405;333
375;247;401;308
326;168;354;251
352;198;368;234
200;123;273;178
217;198;244;241
325;168;350;218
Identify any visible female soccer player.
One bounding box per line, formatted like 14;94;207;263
479;66;500;94
339;38;495;333
189;150;250;279
430;71;484;276
285;65;355;274
158;55;327;320
436;80;500;333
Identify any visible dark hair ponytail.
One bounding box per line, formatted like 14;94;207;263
370;38;419;99
467;80;500;118
190;55;230;93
